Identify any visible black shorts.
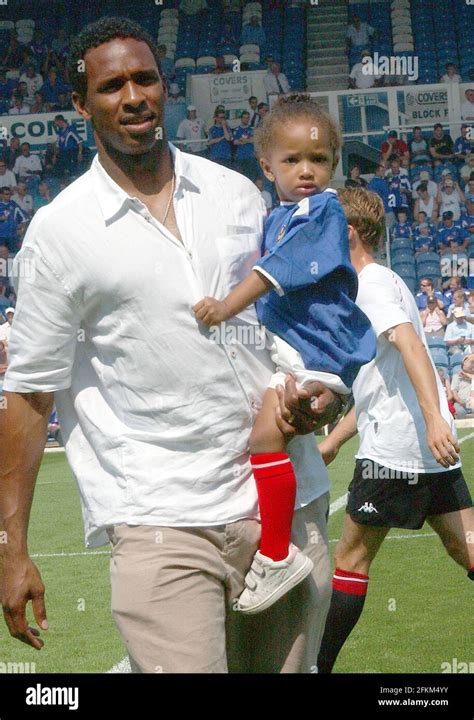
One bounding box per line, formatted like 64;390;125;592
346;459;473;529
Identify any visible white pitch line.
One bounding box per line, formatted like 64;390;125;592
30;551;110;558
106;657;131;674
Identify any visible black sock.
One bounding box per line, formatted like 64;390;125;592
468;567;474;581
317;568;369;674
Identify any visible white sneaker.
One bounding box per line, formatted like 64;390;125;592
237;544;314;615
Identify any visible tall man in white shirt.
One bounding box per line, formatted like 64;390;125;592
0;16;342;674
176;105;207;156
317;188;474;673
12;143;42;184
263;62;290;98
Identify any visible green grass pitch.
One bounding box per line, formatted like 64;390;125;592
0;430;472;673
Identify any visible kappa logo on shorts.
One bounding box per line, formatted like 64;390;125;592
358;501;379;513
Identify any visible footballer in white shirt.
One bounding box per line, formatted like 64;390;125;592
317;187;474;674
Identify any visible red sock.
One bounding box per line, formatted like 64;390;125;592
250;452;296;561
332;567;369;596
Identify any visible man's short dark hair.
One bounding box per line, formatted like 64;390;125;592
257;102;268;110
68;16;161;100
433;123;443;130
241;110;250;117
54;114;66;122
249;95;257;103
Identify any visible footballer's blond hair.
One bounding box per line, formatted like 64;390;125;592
337;187;386;250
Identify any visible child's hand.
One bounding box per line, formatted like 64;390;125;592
193;297;230;326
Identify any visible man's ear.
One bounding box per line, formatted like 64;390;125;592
347;223;358;248
72;91;91;122
259;157;274;183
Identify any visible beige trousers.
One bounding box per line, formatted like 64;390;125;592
106;492;331;673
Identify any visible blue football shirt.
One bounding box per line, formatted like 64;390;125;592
254;190;376;388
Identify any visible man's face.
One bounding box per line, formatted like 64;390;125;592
21;144;30;156
449;277;460;291
49;71;57;83
434;126;443;138
10;138;19;149
258;104;268;118
187;110;196;120
72;38;165;157
391;161;400;174
215;113;225;125
466;200;474;215
414;128;422;140
249;97;257;110
16;183;26;196
444;181;454;193
0;162;6;175
1;189;11;203
420;280;433;294
260;119;335;203
241;113;249;126
5;312;13;325
466;90;474;103
352;16;360;28
271;63;280;76
26;66;35;77
398;212;407;223
464;355;474;373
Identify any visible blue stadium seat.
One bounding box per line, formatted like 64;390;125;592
426;335;446;350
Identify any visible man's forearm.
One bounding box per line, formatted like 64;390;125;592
222;269;274;318
325;404;358;450
0;392;53;556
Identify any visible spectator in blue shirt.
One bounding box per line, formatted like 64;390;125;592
415;277;445;310
368;164;394;228
0;68;17;115
454;124;472;165
41;68;68;110
437;210;469;254
414;223;436;255
386;157;411;212
157;45;175;83
459;198;474;235
207;110;233;167
413;210;437;237
233;111;258;180
52;115;84;178
241;16;266;49
391;209;413;240
0;186;28;254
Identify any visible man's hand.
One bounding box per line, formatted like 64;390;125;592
0;554;48;650
426;414;460;468
274;374;343;438
193;297;230;326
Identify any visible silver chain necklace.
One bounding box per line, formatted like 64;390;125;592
162;171;175;226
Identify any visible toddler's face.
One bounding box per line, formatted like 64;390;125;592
260;118;336;203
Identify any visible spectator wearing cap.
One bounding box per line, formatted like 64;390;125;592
241;15;266;50
437;211;469;254
0;186;28;255
207;108;233;168
167;83;185;104
368;164;395;228
420;294;447;336
451;354;474;417
415;277;445;310
412;170;437;200
414;223;436;255
345;15;377;63
0;160;16;190
380;130;410;169
437;176;465;221
454;124;472;165
461;89;474;121
263;62;290;98
440;63;461;84
409;126;431;167
444;307;474;354
232;110;258;180
429;123;454;167
176;106;207;157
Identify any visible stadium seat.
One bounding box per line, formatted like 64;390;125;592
391;249;415;265
196;56;217;72
426;335;446;350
